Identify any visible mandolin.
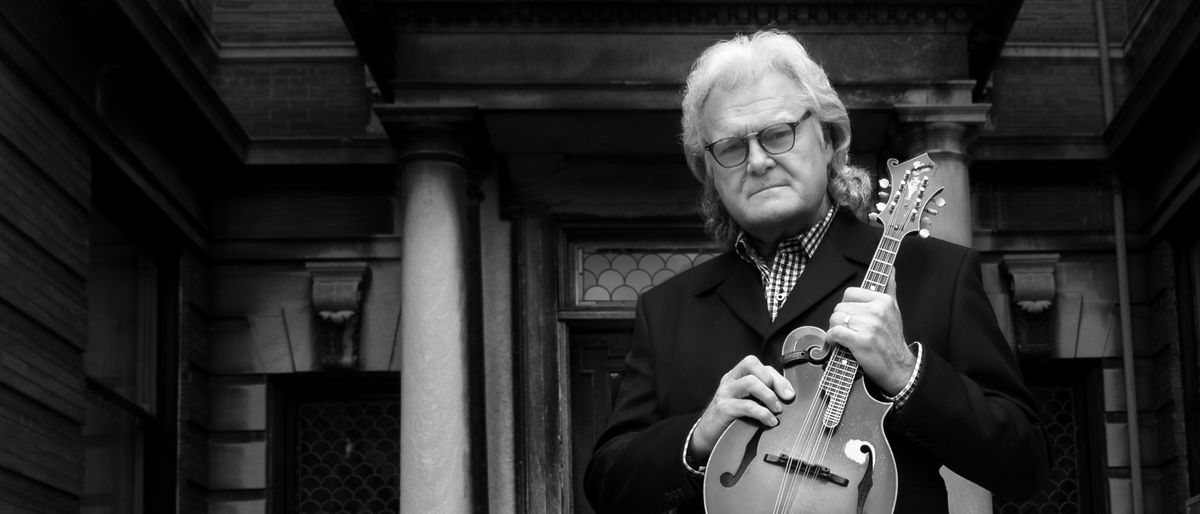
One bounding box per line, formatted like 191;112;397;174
703;153;945;514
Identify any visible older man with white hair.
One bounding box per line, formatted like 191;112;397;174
584;30;1049;513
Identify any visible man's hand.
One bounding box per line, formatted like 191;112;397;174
826;285;915;395
688;355;795;462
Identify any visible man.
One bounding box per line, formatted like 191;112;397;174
584;30;1049;513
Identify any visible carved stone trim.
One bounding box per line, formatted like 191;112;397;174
1003;254;1059;314
308;262;372;370
1002;254;1059;357
895;103;991;125
387;3;976;30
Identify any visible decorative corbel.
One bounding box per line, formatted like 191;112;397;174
308;262;371;370
1002;254;1059;357
1003;254;1059;313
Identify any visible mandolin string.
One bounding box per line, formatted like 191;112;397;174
787;367;831;513
776;170;914;513
783;349;843;514
775;370;829;513
785;343;852;513
778;388;823;514
803;202;905;512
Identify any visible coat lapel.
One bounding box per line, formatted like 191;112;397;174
712;255;772;338
765;211;878;342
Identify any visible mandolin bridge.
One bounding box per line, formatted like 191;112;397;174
763;453;849;487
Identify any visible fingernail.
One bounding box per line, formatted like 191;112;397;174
773;401;783;412
770;416;779;426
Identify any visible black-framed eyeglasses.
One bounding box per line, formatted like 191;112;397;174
703;112;812;168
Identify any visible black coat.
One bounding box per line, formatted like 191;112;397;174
584;210;1050;513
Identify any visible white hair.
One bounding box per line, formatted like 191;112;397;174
680;29;873;248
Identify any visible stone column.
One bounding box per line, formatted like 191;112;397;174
896;93;992;514
379;106;478;513
895;96;989;248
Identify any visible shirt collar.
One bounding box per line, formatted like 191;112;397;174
734;203;839;266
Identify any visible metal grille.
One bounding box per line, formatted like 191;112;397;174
296;400;400;514
994;385;1082;514
577;248;720;305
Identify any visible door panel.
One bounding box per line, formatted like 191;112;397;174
569;322;633;514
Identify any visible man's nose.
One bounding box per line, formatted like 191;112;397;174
744;139;774;175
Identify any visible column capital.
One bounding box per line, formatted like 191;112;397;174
889;103;986;248
893;119;984;163
374;104;489;171
893;101;990;160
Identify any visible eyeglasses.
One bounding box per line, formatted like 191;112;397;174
703;112;812;168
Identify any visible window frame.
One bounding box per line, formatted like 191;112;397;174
83;210;180;514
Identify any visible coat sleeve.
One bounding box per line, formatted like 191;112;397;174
583;294;705;514
888;248;1051;499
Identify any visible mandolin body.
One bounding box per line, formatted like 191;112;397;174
703;327;898;514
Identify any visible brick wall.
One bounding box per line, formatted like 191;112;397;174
213;0;352;43
988;58;1107;136
213;60;371;137
1009;0;1099;43
1007;0;1127;43
0;41;91;514
984;0;1134;139
210;0;371;139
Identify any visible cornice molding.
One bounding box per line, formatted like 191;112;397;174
384;2;977;30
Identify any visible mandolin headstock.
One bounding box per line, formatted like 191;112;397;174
870;152;945;240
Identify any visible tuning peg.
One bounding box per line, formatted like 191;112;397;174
875;202;887;212
877;191;890;199
922;216;933;227
878;178;891;189
868;212;880;222
924;206;939;215
919;228;930;239
934;197;946;208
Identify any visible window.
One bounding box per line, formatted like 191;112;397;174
82;213;175;513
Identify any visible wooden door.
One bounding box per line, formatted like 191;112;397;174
568;322;633;514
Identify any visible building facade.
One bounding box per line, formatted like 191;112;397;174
0;0;1198;513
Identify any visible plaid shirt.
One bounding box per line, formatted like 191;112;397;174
734;204;838;322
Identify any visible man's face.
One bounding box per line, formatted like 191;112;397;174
701;71;833;244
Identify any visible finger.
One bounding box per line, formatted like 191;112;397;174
745;365;794;405
842;286;889;303
764;365;795;401
715;397;779;427
728;375;784;412
885;276;898;298
825;323;861;349
831;307;872;331
723;355;765;382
